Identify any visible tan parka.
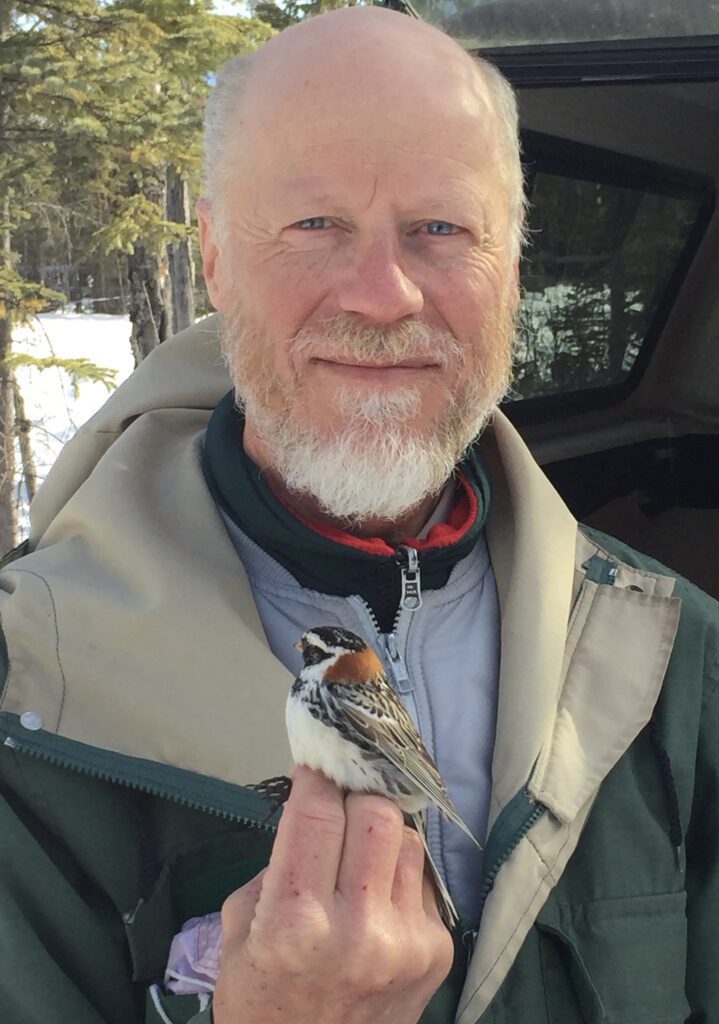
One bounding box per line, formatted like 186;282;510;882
0;316;696;1022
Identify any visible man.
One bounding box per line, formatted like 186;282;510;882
0;6;717;1024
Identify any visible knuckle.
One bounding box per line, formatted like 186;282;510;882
220;887;249;928
249;904;332;969
399;926;453;985
428;928;455;982
347;922;398;984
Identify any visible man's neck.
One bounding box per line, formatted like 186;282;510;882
242;427;442;544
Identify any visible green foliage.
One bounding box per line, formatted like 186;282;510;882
255;0;363;27
1;1;274;316
6;353;118;398
0;266;65;325
91;194;190;255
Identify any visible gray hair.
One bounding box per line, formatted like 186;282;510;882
202;46;525;257
203;53;256;243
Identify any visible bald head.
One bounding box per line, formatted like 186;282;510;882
203;6;524;254
249;5;487;95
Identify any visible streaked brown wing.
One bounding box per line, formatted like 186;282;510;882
325;678;455;813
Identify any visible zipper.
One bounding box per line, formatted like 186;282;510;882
349;598;413;694
1;548;427;836
477;788;546;916
464;554;616;961
460;788;546;964
396;544;423;611
384;631;411;692
2;716;279;832
349;543;423;692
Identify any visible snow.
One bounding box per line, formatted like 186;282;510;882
12;311;134;536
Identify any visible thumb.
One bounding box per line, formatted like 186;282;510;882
220;867;267;946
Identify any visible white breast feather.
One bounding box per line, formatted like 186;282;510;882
286;691;387;794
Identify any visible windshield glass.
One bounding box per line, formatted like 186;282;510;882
410;0;719;49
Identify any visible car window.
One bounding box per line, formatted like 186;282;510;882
509;132;714;410
410;0;719;48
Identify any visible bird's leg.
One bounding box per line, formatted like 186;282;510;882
248;775;293;824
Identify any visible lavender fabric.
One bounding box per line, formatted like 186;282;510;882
164;913;222;995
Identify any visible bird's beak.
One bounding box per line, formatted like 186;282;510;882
293;640;303;651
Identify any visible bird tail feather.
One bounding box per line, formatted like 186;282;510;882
410;811;459;929
442;803;483;850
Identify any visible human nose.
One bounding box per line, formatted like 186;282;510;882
335;237;424;323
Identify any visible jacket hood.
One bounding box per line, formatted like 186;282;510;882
29;316;228;542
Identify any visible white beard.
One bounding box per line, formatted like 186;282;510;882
242;384;490;524
222;312;514;526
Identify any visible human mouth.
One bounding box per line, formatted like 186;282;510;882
312;356;439;372
310;360;439;385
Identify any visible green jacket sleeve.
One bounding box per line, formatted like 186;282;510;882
685;635;719;1018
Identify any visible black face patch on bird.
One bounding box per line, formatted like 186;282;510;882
301;643;334;667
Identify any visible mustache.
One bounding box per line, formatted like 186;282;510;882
288;314;464;369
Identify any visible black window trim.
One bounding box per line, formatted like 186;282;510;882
505;128;716;426
475;36;719;87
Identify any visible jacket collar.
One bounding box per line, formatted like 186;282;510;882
203;390;491;631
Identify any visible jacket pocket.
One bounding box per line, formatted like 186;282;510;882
537;891;690;1024
123;827;275;986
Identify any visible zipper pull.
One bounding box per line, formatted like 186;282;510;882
384;632;412;693
397;545;422;611
462;928;478;969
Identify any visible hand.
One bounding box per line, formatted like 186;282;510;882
213;766;454;1024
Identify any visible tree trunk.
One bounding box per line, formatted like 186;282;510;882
0;211;16;555
0;325;17;555
13;376;36;505
606;190;643;377
166;165;195;333
127;176;172;364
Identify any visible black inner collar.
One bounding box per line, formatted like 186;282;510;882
202;390;490;632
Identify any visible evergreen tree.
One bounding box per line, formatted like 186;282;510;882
0;0;273;545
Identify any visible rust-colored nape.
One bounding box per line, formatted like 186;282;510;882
324;646;384;685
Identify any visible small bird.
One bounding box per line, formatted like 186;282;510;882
286;625;482;927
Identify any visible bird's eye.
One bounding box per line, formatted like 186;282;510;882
303;643;332;666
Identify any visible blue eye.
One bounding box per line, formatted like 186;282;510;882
425;221;459;235
294;217;330;230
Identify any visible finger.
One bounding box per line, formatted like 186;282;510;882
391;825;427;914
262;765;346;903
336;792;404;904
221;867;267;945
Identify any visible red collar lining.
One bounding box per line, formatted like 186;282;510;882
283;471;478;556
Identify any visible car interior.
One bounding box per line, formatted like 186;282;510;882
511;78;719;600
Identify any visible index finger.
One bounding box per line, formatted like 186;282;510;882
261;766;346;904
